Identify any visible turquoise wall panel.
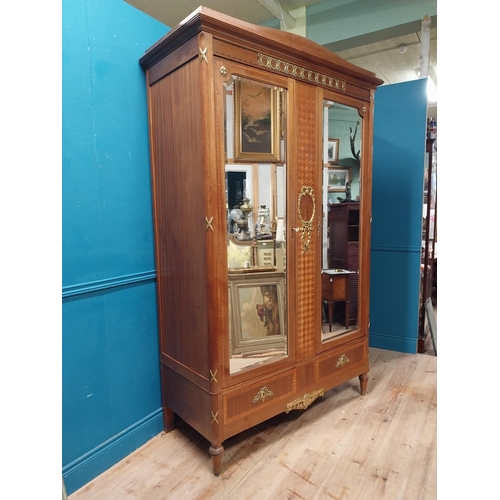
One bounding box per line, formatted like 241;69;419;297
62;282;160;463
62;0;166;286
370;79;427;353
62;0;167;494
62;280;163;493
369;250;421;353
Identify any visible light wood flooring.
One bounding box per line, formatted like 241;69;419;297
69;347;437;500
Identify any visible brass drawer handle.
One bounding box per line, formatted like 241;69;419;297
335;354;350;368
252;386;274;404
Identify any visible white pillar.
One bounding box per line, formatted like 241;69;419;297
285;6;306;37
420;15;431;78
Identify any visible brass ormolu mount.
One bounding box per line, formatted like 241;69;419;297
285;388;324;413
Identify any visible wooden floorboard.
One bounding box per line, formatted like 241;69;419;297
69;348;437;500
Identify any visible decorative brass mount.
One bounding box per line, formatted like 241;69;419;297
291;186;316;253
335;354;350;368
285;388;324;413
257;53;346;92
199;46;208;64
252;386;274;404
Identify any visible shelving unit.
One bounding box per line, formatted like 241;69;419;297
328;202;359;326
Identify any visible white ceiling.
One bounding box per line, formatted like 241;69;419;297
336;28;437;119
125;0;437;118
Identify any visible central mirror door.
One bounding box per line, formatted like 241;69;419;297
320;99;363;342
223;72;288;374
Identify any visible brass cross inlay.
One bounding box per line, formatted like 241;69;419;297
199;47;208;64
211;411;219;424
210;369;218;384
205;216;214;231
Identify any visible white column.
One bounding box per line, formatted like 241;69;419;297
284;6;306;37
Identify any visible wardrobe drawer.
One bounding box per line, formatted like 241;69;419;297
317;341;366;380
224;370;296;422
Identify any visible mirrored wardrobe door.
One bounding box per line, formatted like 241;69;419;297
221;69;289;375
320;99;364;343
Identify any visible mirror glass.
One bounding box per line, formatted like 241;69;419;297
223;74;288;374
321;100;362;341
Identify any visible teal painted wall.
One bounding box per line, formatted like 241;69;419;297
62;0;167;494
370;79;428;353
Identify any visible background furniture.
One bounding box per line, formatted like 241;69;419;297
328;202;359;326
418;138;437;352
140;6;382;475
322;270;352;330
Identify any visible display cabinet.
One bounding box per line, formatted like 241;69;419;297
139;6;383;475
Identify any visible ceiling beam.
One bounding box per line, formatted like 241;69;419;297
306;0;437;51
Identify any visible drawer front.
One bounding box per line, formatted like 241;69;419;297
257;241;275;268
224;370;296;422
317;341;366;380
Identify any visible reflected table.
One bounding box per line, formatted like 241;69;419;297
321;270;355;331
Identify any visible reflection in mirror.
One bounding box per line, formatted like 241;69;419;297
321;100;362;341
224;74;288;374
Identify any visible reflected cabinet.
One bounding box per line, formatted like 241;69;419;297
140;6;383;475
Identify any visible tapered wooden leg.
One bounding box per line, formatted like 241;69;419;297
359;373;369;395
209;444;224;476
327;303;334;331
163;406;175;432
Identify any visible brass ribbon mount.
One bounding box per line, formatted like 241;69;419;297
252;386;274;404
292;186;316;253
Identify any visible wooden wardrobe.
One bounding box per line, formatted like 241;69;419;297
139;6;383;475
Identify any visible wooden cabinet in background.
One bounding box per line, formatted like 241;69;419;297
139;6;382;475
328;202;359;326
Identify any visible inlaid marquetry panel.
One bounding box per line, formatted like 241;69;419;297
295;82;320;359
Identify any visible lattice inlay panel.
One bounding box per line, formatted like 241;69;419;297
295;83;319;358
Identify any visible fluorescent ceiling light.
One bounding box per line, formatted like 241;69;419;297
256;0;297;29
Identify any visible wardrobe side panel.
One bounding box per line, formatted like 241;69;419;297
148;60;210;377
